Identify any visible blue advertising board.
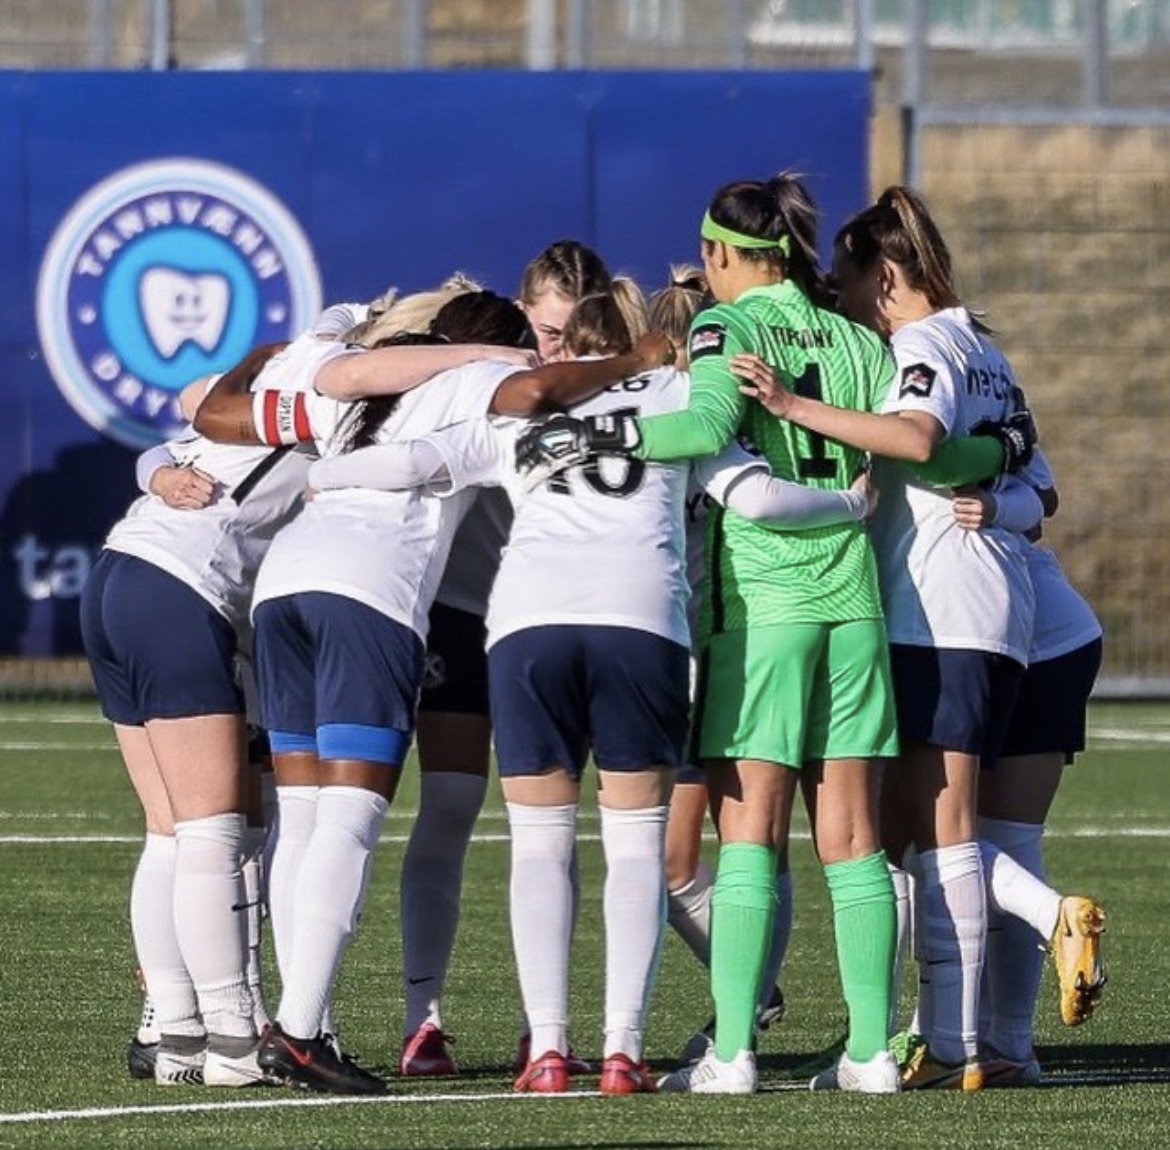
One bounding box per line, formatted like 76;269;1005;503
0;69;869;653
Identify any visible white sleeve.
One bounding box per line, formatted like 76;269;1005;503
309;440;453;496
694;440;866;528
722;470;868;529
135;443;177;493
312;302;367;340
885;330;959;434
420;419;509;494
308;419;506;497
690;441;770;504
990;476;1045;534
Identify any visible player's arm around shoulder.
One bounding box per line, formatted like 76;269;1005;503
633;307;751;462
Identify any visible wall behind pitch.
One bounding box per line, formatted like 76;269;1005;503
0;69;868;655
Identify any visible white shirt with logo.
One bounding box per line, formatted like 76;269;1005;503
868;307;1035;664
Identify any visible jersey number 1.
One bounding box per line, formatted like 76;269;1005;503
793;365;838;480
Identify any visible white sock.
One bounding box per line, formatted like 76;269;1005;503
978;825;1061;938
277;785;388;1040
173;813;254;1038
888;861;913;1034
507;802;577;1059
401;772;487;1034
601;805;668;1060
130;832;201;1037
759;867;793;1013
267;786;319;983
241;824;271;1030
918;842;985;1064
666;861;713;967
979;818;1051;1061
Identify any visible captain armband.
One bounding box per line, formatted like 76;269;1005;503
252;390;312;447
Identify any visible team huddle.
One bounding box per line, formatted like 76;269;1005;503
81;173;1106;1099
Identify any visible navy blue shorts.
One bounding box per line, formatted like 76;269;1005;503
890;643;1024;759
418;601;489;716
253;593;424;766
80;550;242;726
995;638;1103;764
489;624;690;778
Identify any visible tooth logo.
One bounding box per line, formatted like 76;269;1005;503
36;158;321;448
139;268;230;359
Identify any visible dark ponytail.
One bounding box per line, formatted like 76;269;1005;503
706;171;834;309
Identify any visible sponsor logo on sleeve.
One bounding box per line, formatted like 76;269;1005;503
899;362;936;399
688;322;726;360
36;158;321;448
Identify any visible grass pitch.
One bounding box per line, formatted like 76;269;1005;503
1;700;1168;1149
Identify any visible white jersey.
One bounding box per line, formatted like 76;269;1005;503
486;364;692;649
868;308;1035;664
104;433;312;631
1027;546;1102;663
253;358;522;639
100;312;361;629
103;303;373;628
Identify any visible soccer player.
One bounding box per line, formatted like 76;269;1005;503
649;267;872;1064
80;361;320;1088
94;297;490;1088
193;291;674;1094
397;242;616;1079
736;184;1039;1091
949;462;1106;1084
517;173;904;1095
517;239;615;363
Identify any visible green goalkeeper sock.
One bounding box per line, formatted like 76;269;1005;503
711;842;776;1062
825;850;896;1062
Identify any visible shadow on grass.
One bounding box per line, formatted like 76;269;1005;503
1036;1042;1170;1085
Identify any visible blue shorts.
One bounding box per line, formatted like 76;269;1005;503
253;593;423;766
489;624;690;778
995;637;1103;764
890;643;1024;759
418;601;489;717
80;550;242;725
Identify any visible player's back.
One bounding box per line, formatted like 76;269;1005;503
487;363;691;649
690;283;892;634
715;281;892;488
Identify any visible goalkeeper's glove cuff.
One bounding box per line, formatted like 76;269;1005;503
583;411;641;453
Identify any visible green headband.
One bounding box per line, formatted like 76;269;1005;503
701;211;791;257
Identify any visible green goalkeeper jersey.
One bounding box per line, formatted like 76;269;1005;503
635;280;896;636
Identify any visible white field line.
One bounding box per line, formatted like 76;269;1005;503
0;808;515;822
0;1089;603;1125
4;824;1170;846
1091;726;1170;744
0;713;106;724
2;1068;1167;1126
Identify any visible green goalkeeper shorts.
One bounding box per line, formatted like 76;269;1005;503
691;618;899;768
